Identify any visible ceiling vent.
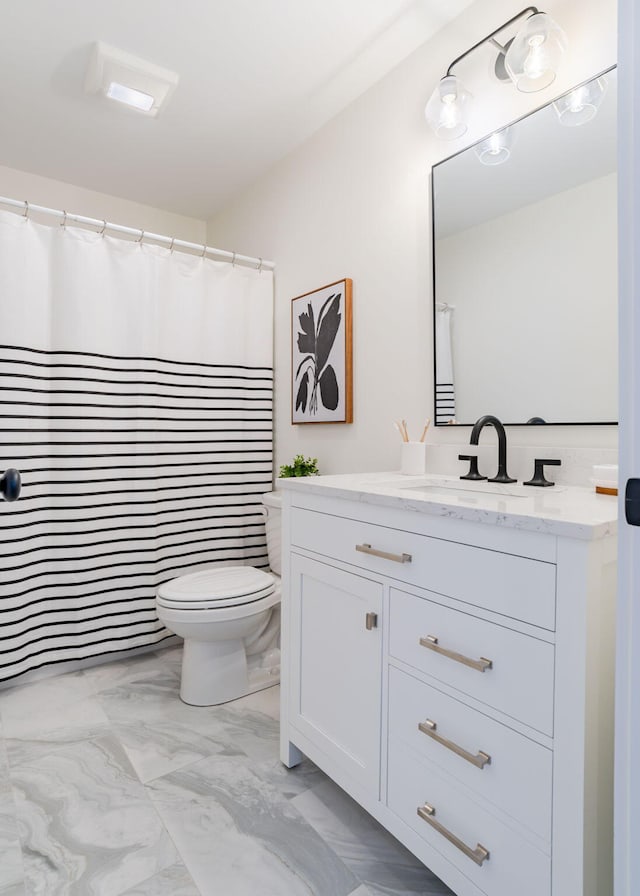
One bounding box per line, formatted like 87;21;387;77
84;42;179;117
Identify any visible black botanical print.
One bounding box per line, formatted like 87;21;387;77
295;292;341;414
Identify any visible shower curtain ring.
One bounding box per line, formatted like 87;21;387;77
23;201;29;219
169;238;175;254
257;257;263;273
99;220;107;236
60;210;67;229
137;230;145;244
201;243;207;258
231;252;236;267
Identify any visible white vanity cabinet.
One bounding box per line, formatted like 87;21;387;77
288;553;383;794
280;481;616;896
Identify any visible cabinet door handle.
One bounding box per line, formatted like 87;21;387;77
418;719;491;769
365;612;378;631
419;635;492;673
417;803;489;866
356;543;412;564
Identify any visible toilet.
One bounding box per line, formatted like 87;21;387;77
156;491;282;706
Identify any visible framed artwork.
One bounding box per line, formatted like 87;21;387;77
291;278;353;424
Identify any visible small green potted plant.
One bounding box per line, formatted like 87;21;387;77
278;454;319;478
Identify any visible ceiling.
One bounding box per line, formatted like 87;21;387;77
0;0;473;220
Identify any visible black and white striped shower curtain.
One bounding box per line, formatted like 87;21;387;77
0;211;273;682
435;305;456;425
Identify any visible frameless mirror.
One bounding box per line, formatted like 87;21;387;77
432;67;617;426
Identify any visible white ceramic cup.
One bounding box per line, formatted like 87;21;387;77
400;441;427;476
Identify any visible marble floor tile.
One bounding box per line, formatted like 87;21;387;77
2;720;115;773
0;838;25;895
98;677;280;764
0;671;95;725
0;669;112;768
226;682;280;721
146;751;359;896
11;734;178;896
120;861;200;895
96;669;182;719
252;755;327;802
112;717;244;784
1;696;111;770
0;729;19;846
153;645;183;676
75;649;181;696
291;777;454;896
0;648;459;896
1;728;23;893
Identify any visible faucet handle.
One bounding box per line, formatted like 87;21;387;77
523;458;561;488
459;454;486;481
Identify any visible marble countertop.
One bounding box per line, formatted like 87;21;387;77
277;471;618;540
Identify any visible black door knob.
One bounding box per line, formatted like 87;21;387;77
1;468;21;502
626;478;640;526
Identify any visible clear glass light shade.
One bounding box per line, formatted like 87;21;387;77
425;75;473;140
553;76;608;126
474;127;514;165
504;12;568;93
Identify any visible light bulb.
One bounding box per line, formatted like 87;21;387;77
523;35;548;80
440;96;461;130
474;127;513;165
553;76;608;126
505;12;567;93
424;75;473;140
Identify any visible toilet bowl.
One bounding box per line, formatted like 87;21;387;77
156;491;282;706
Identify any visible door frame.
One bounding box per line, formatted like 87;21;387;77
615;1;640;893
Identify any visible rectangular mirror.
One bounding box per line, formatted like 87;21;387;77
432;66;617;426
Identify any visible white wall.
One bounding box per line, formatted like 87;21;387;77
438;172;618;423
207;0;618;477
0;164;205;243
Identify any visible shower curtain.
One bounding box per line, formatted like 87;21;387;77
435;305;456;425
0;210;273;683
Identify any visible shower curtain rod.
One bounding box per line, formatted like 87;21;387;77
0;195;275;271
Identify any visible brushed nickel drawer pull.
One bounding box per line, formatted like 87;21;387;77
417;803;490;866
365;612;378;631
356;543;412;564
420;635;493;673
418;719;491;769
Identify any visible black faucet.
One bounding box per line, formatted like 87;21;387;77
468;415;516;484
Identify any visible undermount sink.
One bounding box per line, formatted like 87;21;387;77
408;482;528;499
382;476;564;498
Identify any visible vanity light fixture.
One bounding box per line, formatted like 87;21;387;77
84;42;179;117
474;127;514;165
425;7;567;140
553;75;608;126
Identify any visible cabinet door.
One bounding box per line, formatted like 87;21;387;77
289;553;383;794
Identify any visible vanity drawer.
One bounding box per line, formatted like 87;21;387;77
290;506;556;630
387;736;551;896
388;665;552;844
389;588;555;735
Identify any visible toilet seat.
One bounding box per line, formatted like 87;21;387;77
156;565;276;611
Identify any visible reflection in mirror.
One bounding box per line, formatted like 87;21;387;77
432;67;617;426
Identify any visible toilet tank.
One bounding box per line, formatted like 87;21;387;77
261;491;282;576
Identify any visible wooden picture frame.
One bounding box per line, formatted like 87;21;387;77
291;278;353;424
